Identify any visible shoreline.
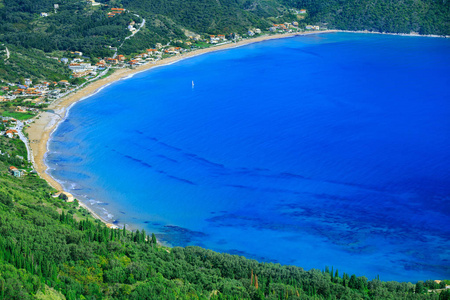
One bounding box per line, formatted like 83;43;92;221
24;28;446;226
336;29;450;38
26;30;337;225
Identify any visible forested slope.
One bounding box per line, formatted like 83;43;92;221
281;0;450;35
1;137;449;299
120;0;282;34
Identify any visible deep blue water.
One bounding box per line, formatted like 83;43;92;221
47;33;450;282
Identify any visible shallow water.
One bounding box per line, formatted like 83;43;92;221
47;33;450;282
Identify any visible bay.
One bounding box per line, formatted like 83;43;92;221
47;32;450;282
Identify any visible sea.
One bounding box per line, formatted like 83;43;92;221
46;32;450;282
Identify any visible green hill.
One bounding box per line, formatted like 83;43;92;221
280;0;450;35
0;136;449;299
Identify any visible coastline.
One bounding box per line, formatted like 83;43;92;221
337;29;450;38
26;30;337;225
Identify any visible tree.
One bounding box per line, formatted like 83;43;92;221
415;281;425;294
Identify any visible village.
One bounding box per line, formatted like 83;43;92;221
0;5;319;183
0;3;320;118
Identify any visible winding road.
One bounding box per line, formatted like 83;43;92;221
113;13;146;58
3;46;9;61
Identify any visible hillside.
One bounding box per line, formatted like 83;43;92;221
1;0;450;299
280;0;450;35
1;136;450;299
0;0;449;81
119;0;282;34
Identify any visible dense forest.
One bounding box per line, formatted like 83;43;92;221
281;0;450;35
1;136;450;299
1;0;450;298
119;0;281;34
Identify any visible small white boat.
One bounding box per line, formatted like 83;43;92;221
192;80;194;88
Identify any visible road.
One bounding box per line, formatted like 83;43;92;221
19;12;144;165
113;13;146;58
4;46;9;61
14;121;33;163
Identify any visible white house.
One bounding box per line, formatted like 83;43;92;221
40;12;48;17
306;25;319;30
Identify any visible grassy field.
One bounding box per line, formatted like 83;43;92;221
2;111;36;120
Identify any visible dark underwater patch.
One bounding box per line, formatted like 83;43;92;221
167;175;196;185
161;225;208;247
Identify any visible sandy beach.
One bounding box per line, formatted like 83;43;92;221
26;30;336;223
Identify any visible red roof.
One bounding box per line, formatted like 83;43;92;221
9;166;17;170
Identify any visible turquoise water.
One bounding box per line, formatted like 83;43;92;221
47;33;450;282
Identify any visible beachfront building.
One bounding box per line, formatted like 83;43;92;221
5;129;18;138
72;70;91;78
9;166;23;177
306;25;320;30
69;63;95;71
248;30;255;36
129;60;139;66
12;169;23;177
210;35;219;44
135;53;148;58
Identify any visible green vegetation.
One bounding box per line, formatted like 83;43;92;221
0;0;449;298
0;136;449;299
0;136;29;168
0;45;71;83
0;0;448;82
2;110;36;120
281;0;450;35
120;0;279;35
